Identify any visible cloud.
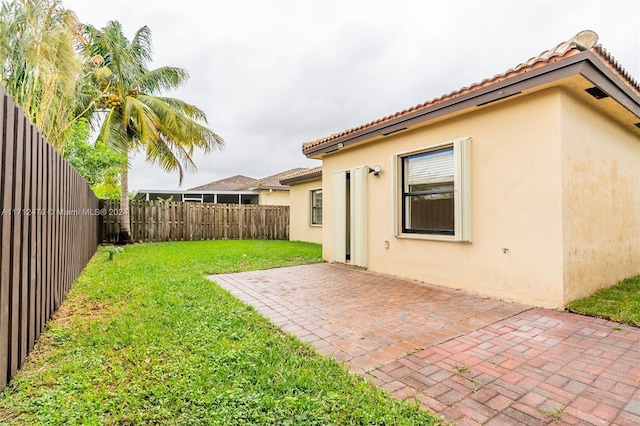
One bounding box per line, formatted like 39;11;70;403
63;0;640;190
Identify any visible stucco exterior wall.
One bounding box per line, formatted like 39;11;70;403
288;178;323;244
258;189;290;206
321;89;567;307
561;91;640;302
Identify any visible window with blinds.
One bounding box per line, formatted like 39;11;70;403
405;147;454;191
403;146;455;234
311;189;322;225
398;137;471;240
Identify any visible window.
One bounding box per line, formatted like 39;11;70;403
398;137;471;241
311;189;323;225
403;147;455;234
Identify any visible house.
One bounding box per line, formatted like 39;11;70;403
280;166;323;244
296;30;640;308
134;168;305;206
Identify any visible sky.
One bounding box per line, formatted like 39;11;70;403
62;0;640;192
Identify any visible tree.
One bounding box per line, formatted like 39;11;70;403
63;118;126;197
0;0;120;191
79;21;223;244
0;0;81;148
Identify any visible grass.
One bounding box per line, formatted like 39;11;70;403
566;275;640;327
540;407;564;422
0;240;445;425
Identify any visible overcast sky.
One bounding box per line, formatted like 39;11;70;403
62;0;640;191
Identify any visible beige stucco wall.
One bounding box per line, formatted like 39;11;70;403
561;91;640;302
258;189;290;206
287;178;323;244
321;89;568;308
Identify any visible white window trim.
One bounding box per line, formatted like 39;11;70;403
392;136;472;242
310;188;323;226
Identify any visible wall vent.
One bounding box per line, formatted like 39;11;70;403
585;87;609;99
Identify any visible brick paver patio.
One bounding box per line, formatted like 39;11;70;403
209;263;640;425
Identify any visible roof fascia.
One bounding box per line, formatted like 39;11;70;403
279;170;323;185
136;190;190;194
280;174;323;185
247;186;290;191
580;52;640;118
303;51;608;158
138;189;259;195
195;190;259;195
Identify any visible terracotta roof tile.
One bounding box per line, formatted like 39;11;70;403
303;30;638;154
279;166;322;185
593;45;640;95
252;168;308;189
190;169;308;192
189;175;257;191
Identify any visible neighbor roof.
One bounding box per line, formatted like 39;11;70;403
189;175;258;191
250;168;308;190
189;168;307;192
279;166;323;185
302;30;640;158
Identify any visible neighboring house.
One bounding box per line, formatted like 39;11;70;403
297;30;640;308
135;168;305;206
280;166;323;244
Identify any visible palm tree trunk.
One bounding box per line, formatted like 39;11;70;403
116;161;133;245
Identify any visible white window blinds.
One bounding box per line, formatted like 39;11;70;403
406;147;454;186
312;190;322;207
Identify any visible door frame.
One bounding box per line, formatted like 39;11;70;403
332;167;368;268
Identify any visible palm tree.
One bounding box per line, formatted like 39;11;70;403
79;21;223;244
0;0;81;148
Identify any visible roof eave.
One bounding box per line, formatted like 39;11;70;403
583;51;640;119
249;186;290;191
280;171;323;185
136;189;259;195
303;50;640;158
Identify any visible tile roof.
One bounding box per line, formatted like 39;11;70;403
189;168;308;192
189;175;257;191
251;168;308;189
279;166;323;185
592;45;640;95
302;30;640;155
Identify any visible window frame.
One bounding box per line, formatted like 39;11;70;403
401;145;455;236
393;137;471;242
310;188;323;226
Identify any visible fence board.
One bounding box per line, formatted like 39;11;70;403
0;91;12;388
34;133;42;344
44;143;52;326
17;110;29;367
8;97;20;378
27;123;36;354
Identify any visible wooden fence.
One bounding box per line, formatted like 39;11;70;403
101;200;289;243
0;87;100;391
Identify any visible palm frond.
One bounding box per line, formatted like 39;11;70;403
129;25;153;66
136;66;189;94
122;95;161;149
98;108;129;155
0;0;81;147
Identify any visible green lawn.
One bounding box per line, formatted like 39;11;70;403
566;275;640;327
0;240;444;425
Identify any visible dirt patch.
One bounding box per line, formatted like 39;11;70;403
51;295;110;326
